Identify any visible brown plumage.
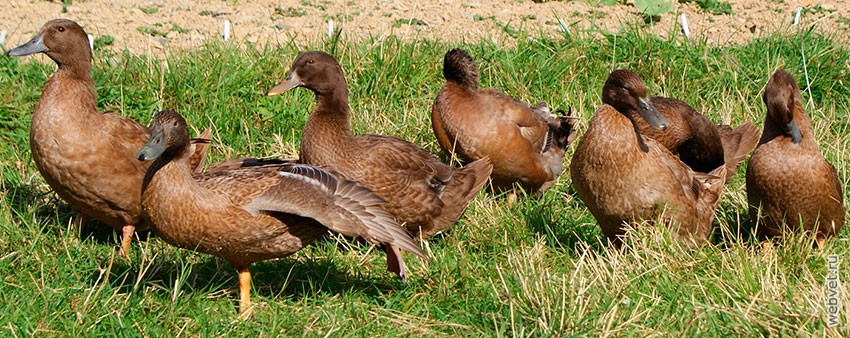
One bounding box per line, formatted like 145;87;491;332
746;70;845;246
137;110;427;319
431;49;577;193
6;19;210;255
570;70;727;245
265;51;491;276
606;84;759;176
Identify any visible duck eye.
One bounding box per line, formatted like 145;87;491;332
307;59;315;64
57;26;65;32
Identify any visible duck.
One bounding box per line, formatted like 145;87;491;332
746;70;845;247
570;69;727;245
431;48;577;193
604;78;759;176
6;19;210;255
265;51;492;276
136;109;427;319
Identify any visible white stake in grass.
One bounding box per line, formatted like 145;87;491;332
793;7;801;26
223;19;231;41
0;30;6;47
679;13;690;40
87;34;94;51
327;20;334;38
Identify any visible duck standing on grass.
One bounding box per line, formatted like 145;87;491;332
431;48;577;194
265;51;492;279
137;109;428;319
5;19;210;256
570;70;727;246
746;70;845;247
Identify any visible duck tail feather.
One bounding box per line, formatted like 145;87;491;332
718;122;760;179
428;157;493;236
188;128;213;174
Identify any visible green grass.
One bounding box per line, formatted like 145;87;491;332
1;25;848;336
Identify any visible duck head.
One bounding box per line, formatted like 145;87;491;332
763;70;802;144
442;48;479;89
602;69;668;130
137;110;190;162
7;19;92;68
265;51;346;97
601;70;667;152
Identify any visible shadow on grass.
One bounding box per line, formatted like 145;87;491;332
102;247;398;313
522;188;606;255
1;173;140;247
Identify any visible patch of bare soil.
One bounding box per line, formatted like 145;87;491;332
1;1;848;55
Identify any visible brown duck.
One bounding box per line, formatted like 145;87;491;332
570;70;726;245
137;109;427;319
6;19;210;255
265;51;492;277
746;70;845;247
431;48;577;193
604;78;759;176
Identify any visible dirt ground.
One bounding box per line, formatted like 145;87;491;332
1;1;848;55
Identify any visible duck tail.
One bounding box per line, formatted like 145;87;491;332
188;128;212;173
717;122;760;180
428;157;493;237
692;164;727;237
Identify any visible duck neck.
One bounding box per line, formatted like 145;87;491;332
302;86;353;157
761;102;816;148
143;147;195;195
35;60;97;117
588;106;647;158
55;56;94;81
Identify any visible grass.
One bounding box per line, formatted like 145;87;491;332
0;24;848;336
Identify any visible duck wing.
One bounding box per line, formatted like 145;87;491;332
352;135;452;223
197;164;427;260
479;88;549;149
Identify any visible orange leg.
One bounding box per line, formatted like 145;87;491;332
120;224;135;258
816;237;826;249
761;241;774;254
506;192;517;205
237;266;254;319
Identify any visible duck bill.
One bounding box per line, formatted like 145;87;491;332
265;72;301;97
786;120;802;144
636;97;667;130
7;33;47;57
136;130;166;161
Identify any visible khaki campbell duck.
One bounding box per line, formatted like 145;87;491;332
746;70;845;247
605;85;759;177
265;51;492;277
6;19;210;256
431;48;577;193
570;70;726;245
136;109;427;319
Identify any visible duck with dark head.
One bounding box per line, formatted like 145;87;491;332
265;51;493;279
571;69;726;246
6;19;211;256
746;70;845;247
